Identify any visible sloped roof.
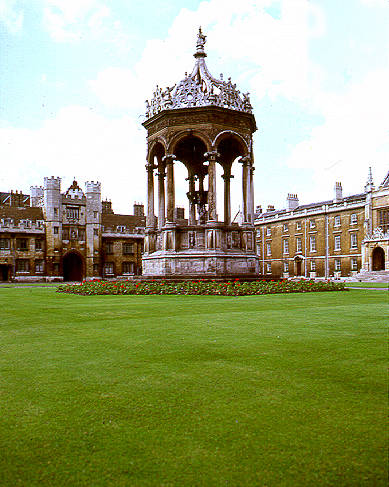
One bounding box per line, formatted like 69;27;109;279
0;206;44;221
102;213;145;231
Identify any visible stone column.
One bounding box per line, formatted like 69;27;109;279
222;168;233;225
239;156;250;223
157;167;166;230
186;173;197;225
145;162;156;228
248;162;255;223
205;151;220;222
163;154;176;223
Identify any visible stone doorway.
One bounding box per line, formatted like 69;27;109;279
0;264;9;281
63;252;83;281
372;247;385;271
294;257;303;276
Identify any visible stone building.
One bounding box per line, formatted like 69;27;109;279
142;28;259;278
0;178;145;282
254;169;389;279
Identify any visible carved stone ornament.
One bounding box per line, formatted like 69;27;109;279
363;227;389;242
145;28;253;119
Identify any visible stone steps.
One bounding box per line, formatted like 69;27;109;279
352;270;389;283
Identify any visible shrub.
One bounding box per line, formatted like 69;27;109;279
57;279;346;296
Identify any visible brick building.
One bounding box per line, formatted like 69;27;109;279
0;178;145;282
254;169;389;279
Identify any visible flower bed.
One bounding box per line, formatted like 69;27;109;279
57;279;346;296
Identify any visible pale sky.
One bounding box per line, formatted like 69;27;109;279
0;0;388;216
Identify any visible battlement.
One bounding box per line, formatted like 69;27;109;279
30;186;44;196
85;181;101;193
44;176;61;190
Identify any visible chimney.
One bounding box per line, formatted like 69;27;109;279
267;204;275;212
102;199;113;214
133;203;144;216
286;193;299;211
334;182;342;202
255;205;262;215
174;207;185;220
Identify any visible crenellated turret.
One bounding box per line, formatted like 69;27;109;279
85;180;102;278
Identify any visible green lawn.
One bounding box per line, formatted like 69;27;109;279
0;288;387;486
345;282;388;289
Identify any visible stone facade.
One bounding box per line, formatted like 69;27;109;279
0;178;145;282
254;170;389;278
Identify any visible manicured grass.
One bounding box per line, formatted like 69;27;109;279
345;282;388;289
0;288;387;486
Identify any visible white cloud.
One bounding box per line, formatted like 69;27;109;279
285;67;389;200
42;0;127;44
0;0;23;33
360;0;389;7
90;0;327;112
0;107;147;213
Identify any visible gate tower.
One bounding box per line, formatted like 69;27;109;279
142;28;259;278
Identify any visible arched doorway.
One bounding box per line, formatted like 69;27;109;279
63;252;83;281
372;247;385;271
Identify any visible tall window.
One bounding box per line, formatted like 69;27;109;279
16;259;29;272
16;238;28;251
350;233;358;249
379;209;389;233
296;237;302;252
104;263;114;275
105;242;113;254
334;235;341;251
35;260;44;273
35;239;43;250
266;262;271;273
351;258;358;271
350;213;358;225
117;226;126;232
309;236;316;252
283;261;289;273
283;223;288;233
266;243;271;256
122;262;134;274
296;221;302;231
53;227;59;234
66;206;79;221
334;259;341;271
0;238;10;250
123;243;134;255
334;215;341;227
309;219;316;229
310;260;316;271
283;239;289;254
266;226;271;236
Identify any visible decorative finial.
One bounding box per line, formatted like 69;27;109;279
365;166;375;192
194;26;207;58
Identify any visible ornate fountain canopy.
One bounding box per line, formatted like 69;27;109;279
145;28;253;119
